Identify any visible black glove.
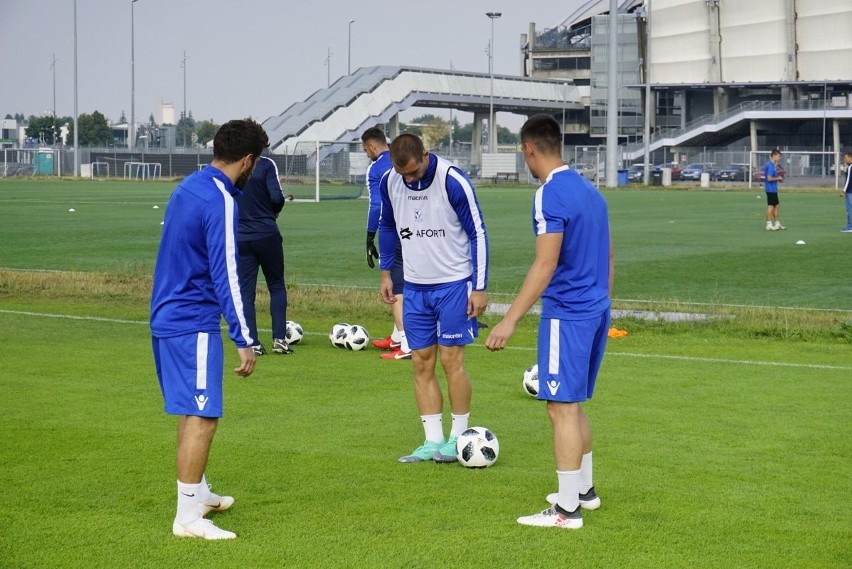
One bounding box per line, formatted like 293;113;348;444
366;231;379;269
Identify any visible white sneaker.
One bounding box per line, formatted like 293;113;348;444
766;223;775;231
517;505;583;529
200;489;234;516
173;517;236;540
546;487;601;510
774;223;786;230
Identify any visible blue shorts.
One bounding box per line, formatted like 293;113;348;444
403;280;478;350
152;332;224;418
537;311;610;403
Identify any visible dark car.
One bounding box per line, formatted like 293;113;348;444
752;165;785;183
681;163;719;181
718;163;749;182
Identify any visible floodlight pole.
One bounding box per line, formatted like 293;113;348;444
642;0;652;185
73;0;79;177
181;51;187;147
605;0;619;188
348;20;355;75
51;54;57;145
486;11;501;154
130;0;139;150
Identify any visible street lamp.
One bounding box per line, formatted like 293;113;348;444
348;20;355;75
73;0;79;176
130;0;139;150
50;54;57;145
562;82;568;144
486;11;501;153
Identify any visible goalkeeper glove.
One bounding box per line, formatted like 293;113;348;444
366;231;379;269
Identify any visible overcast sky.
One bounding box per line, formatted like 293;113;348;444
0;1;579;129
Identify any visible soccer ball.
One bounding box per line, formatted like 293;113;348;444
522;364;539;397
344;324;370;351
285;320;304;345
456;426;499;468
329;323;350;348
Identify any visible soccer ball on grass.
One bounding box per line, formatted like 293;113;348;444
344;324;370;351
329;323;350;348
285;320;304;345
456;426;499;468
522;364;539;397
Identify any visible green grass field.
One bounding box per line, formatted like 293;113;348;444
0;178;850;568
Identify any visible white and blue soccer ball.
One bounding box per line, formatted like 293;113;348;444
344;324;370;351
329;323;350;348
522;364;539;397
285;320;304;345
456;426;499;468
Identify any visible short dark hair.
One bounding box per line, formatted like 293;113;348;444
390;133;425;168
361;127;387;145
520;114;562;156
844;150;852;159
771;149;781;157
213;120;269;164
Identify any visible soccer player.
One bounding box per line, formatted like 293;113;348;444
235;152;292;356
764;149;785;230
362;127;411;360
378;133;489;463
840;150;852;233
485;115;613;529
151;119;267;540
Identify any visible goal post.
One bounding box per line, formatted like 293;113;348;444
278;140;367;202
748;150;842;189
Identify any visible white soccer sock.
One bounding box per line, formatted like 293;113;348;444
390;324;401;343
556;469;581;513
450;412;470;438
176;480;204;524
399;331;410;353
420;413;444;444
199;474;212;502
579;452;594;494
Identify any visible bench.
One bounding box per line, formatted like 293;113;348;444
492;172;519;183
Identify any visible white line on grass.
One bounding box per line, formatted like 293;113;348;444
2;308;850;372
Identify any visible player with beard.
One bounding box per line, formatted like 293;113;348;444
151;119;267;539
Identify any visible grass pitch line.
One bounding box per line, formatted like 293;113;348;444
3;308;851;372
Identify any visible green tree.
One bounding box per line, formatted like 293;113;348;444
194;120;219;147
24;115;65;145
497;125;519;145
66;111;113;146
176;111;195;147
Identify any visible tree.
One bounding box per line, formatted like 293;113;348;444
195;120;219;147
24;115;65;145
66;111;113;146
119;110;127;124
148;113;156;126
497;125;519;145
420;117;450;150
176;111;196;147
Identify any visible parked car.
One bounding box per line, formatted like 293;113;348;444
654;163;682;181
718;163;750;182
570;162;598;181
627;164;645;183
681;163;719;181
752;165;785;183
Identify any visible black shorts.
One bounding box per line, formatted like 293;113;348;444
766;192;779;206
391;246;404;296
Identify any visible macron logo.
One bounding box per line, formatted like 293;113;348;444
547;380;560;397
194;395;209;411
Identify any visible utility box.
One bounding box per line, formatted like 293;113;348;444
661;167;672;186
700;172;710;187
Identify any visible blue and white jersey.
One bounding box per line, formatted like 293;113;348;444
378;154;488;290
534;165;610;320
151;166;254;348
366;150;392;233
